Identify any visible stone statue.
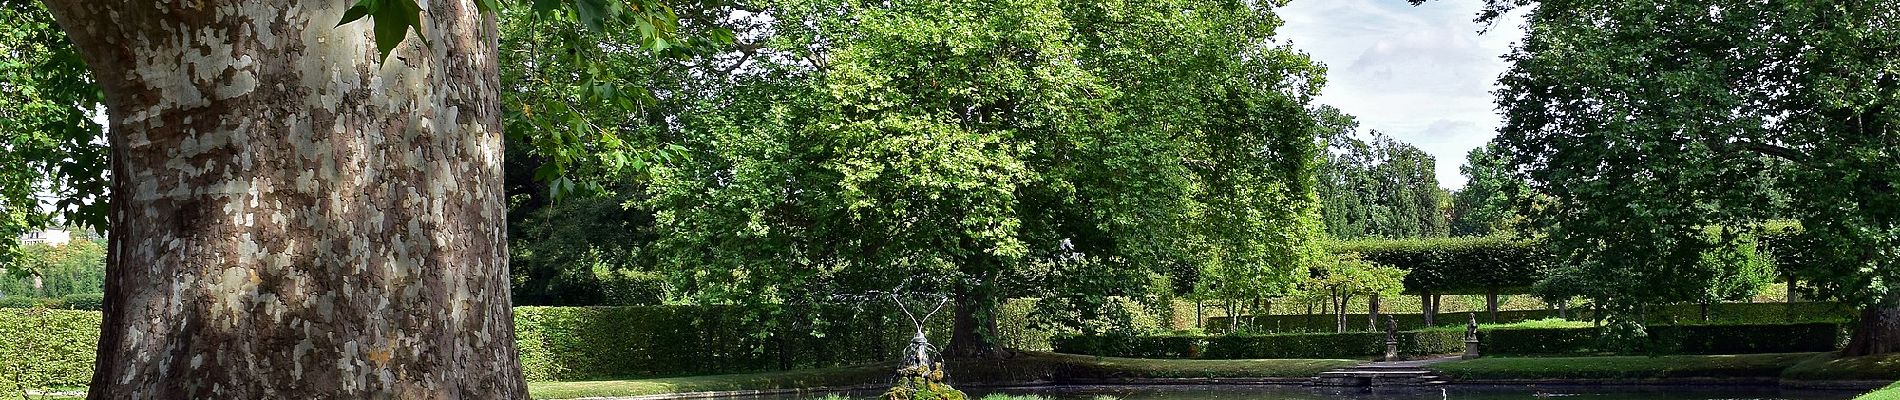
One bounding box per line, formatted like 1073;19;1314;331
1382;315;1399;361
1463;312;1482;359
1383;315;1398;342
1465;312;1479;341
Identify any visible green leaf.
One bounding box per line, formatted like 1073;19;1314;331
338;0;377;26
576;0;612;33
473;0;503;14
338;0;427;62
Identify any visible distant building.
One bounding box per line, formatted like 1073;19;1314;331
18;229;72;246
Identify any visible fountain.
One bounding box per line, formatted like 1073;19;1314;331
881;292;966;400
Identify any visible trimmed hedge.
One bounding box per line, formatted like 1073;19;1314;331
513;305;939;382
0;308;101;391
1331;236;1548;295
0;293;110;311
1207;301;1856;334
1481;322;1842;356
1062;321;1843;360
1051;330;1464;360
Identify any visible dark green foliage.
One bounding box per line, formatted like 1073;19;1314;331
1331;236;1548;295
507;187;664;306
1481;323;1841;356
1429;353;1818;380
1206;302;1856;334
1209;309;1564;334
1051;330;1465;360
0;296;37;309
1315;108;1451;240
513;305;947;382
55;293;101;311
0;309;100;392
1481;0;1900;355
1449;143;1529;237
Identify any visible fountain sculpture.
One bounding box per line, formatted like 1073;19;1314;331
881;293;967;400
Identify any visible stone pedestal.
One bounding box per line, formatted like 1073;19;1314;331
1463;340;1481;359
1384;340;1399;361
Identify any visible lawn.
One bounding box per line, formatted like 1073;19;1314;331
528;351;1357;399
1784;352;1900;381
1428;352;1820;380
1858;381;1900;400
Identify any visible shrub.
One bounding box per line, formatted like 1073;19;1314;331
1480;322;1841;356
1052;330;1465;360
1481;325;1604;355
59;293;104;311
1207;301;1856;334
0;308;101;392
0;296;38;309
514;305;944;381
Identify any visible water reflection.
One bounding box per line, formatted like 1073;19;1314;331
771;385;1861;400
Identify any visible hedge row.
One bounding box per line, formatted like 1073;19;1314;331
0;293;105;311
1482;322;1843;356
1206;301;1856;334
1057;321;1842;360
512;304;963;381
1051;330;1464;360
1331;236;1548;295
0;309;101;391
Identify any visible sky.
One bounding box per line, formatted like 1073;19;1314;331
1274;0;1529;190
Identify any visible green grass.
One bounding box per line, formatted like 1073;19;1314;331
528;351;1356;399
1784;352;1900;381
1429;353;1820;380
1856;381;1900;400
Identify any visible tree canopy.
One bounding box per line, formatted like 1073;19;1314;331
643;0;1330;353
1314;106;1450;240
1488;0;1900;354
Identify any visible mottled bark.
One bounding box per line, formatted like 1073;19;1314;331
1420;292;1435;326
1844;306;1900;357
40;0;522;398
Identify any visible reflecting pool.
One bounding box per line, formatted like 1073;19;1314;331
774;385;1862;400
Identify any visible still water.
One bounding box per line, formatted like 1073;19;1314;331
776;385;1861;400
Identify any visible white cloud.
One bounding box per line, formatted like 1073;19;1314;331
1275;0;1528;189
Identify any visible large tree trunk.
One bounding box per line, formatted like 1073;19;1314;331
1844;306;1900;357
947;280;1002;358
1421;292;1434;326
43;1;521;398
